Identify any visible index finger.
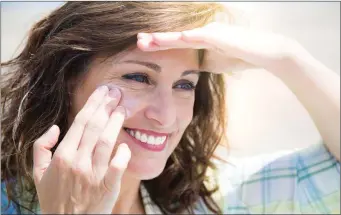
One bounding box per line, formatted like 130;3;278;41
55;85;109;155
137;29;212;52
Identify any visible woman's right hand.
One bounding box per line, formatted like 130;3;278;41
33;85;131;214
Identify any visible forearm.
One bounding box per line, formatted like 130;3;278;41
269;49;340;161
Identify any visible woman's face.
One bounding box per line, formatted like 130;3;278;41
71;48;200;180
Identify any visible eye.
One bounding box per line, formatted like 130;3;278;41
173;80;196;91
122;73;151;84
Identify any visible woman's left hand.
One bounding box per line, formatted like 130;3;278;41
137;21;340;162
137;22;304;74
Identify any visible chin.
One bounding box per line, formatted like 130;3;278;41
125;156;167;180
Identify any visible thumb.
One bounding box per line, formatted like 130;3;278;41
33;125;60;184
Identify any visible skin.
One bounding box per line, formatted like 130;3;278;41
33;22;340;214
138;22;340;161
33;48;200;214
71;48;200;180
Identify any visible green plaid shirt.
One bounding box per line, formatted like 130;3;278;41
141;143;340;214
2;143;340;214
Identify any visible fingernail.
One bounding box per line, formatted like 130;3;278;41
108;88;120;98
97;85;108;92
137;33;152;40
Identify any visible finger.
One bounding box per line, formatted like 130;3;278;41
137;37;210;52
102;143;131;193
150;32;183;42
92;106;126;173
76;87;121;157
137;38;162;51
181;27;210;42
56;85;109;155
137;31;212;52
33;125;60;183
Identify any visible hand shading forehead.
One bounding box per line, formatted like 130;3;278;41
113;48;200;68
105;48;202;77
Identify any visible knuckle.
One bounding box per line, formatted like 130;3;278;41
53;153;72;169
88;94;101;103
73;112;89;128
102;178;120;194
71;162;88;176
96;136;112;150
73;113;88;127
85;119;104;133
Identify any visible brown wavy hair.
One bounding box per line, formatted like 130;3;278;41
1;2;229;214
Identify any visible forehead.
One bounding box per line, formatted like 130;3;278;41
114;48;199;69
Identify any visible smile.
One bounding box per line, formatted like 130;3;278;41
123;128;169;151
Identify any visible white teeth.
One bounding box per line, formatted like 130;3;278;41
147;136;155;145
125;128;167;145
135;131;141;140
155;137;162;145
141;134;148;143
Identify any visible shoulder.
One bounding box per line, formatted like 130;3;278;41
1;180;41;214
210;143;340;214
1;181;18;214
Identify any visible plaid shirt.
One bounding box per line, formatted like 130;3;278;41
2;143;340;214
140;143;340;214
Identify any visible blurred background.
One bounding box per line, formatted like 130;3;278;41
1;2;340;158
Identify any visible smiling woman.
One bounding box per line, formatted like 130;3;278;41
1;1;340;215
71;48;210;181
1;2;227;214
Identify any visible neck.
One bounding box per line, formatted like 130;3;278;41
111;172;144;214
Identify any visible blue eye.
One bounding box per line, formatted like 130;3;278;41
174;81;196;91
122;73;150;84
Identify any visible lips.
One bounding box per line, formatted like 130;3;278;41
124;128;167;145
123;127;169;152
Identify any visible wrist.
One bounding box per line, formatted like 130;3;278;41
264;40;313;80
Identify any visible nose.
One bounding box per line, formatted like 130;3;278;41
144;90;176;128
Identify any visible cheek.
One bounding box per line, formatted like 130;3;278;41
106;83;154;117
176;96;195;129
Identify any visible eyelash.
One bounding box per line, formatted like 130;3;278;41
121;73;196;91
122;73;151;85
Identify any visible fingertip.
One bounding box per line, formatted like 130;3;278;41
45;125;60;146
50;124;60;137
113;106;127;120
113;143;131;168
137;32;152;40
137;39;160;51
115;106;132;119
119;143;131;159
51;124;60;132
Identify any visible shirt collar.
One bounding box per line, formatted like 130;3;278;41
140;183;164;214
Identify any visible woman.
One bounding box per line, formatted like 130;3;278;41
1;2;339;214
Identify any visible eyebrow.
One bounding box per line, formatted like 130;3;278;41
119;60;201;77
